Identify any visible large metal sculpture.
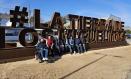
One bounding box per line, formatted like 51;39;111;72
0;6;127;49
0;27;5;48
0;6;128;61
10;6;38;47
63;14;126;48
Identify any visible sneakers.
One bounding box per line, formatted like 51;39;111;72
42;58;46;61
42;58;48;61
45;58;48;60
73;51;76;54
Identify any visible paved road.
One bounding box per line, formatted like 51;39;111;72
0;45;131;79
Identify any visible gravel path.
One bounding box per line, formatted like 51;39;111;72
0;45;131;79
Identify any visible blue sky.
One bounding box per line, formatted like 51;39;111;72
0;0;131;26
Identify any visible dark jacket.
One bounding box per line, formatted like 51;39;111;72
75;38;81;45
36;42;48;50
69;38;74;45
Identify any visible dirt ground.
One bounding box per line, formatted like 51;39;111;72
0;45;131;79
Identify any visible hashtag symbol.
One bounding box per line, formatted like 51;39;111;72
10;6;28;28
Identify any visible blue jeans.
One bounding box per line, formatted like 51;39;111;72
82;44;86;52
71;45;76;53
40;48;48;59
76;44;83;53
65;44;72;52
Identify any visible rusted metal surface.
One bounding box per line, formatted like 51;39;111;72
50;12;64;29
10;6;28;28
0;27;5;48
0;47;35;60
19;28;38;47
34;9;40;28
0;6;128;61
9;6;128;49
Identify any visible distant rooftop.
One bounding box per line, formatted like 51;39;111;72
108;14;121;22
0;13;10;19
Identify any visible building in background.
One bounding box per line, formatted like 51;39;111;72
0;13;10;26
108;14;121;22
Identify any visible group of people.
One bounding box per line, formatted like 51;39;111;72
35;34;88;63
